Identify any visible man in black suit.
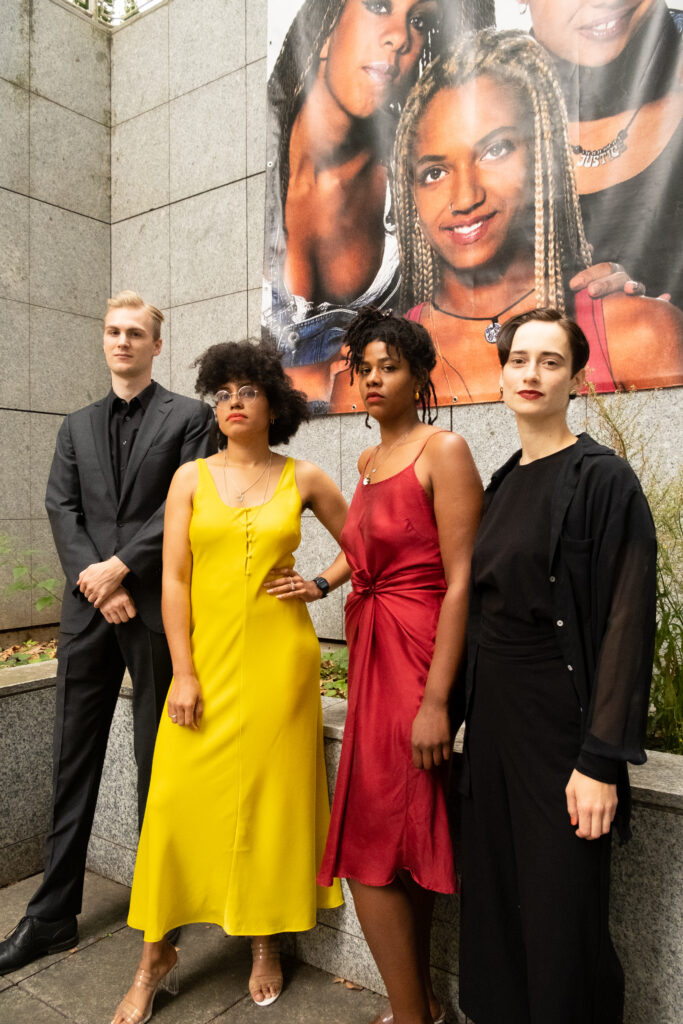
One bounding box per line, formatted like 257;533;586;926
0;291;214;973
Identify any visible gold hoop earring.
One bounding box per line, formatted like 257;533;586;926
270;417;275;424
415;390;420;401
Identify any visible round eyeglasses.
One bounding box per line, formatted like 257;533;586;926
215;386;260;404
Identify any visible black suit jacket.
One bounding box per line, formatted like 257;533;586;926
46;382;214;635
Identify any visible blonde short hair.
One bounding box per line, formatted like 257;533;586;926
106;291;165;341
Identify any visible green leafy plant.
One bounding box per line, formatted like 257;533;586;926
0;532;62;615
0;638;58;670
320;647;349;699
587;389;683;754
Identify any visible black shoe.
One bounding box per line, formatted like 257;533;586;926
0;915;78;975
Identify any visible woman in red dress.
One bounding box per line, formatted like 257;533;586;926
317;307;482;1024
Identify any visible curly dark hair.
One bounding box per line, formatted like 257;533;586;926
193;341;310;447
343;306;438;425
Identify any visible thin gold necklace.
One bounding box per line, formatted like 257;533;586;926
223;450;272;504
363;426;419;485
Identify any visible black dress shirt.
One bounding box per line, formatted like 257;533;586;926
108;381;157;493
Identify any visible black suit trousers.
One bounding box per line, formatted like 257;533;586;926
27;613;172;921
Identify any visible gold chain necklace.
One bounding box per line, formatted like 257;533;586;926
223;450;272;504
362;426;419;485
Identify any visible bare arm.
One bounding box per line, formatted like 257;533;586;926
161;461;203;729
411;433;483;770
265;461;350;602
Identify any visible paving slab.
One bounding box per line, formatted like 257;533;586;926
0;872;386;1023
21;925;249;1024
0;872;130;984
213;960;386;1022
0;984;71;1023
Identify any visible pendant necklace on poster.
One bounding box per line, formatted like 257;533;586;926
432;288;535;345
223;450;272;504
571;106;641;168
363;427;419;485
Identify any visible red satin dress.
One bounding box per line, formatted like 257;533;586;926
317;441;457;893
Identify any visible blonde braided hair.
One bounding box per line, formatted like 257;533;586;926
393;29;592;312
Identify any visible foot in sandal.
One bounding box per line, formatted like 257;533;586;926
111;938;179;1024
249;935;283;1007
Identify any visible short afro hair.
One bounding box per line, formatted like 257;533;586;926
343;306;438;424
193;341;310;447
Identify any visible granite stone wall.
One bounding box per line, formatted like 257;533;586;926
0;0;111;632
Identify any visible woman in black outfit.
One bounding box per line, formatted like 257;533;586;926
458;307;657;1024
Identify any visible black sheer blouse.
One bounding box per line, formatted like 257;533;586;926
465;433;657;839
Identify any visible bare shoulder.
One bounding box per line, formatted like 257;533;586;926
423;429;477;468
169;459;200;501
293;458;322;487
173;459;200;485
603;293;683;342
602;294;683;386
357;445;377;475
293;457;335;495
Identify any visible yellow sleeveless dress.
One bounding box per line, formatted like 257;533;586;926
128;457;342;939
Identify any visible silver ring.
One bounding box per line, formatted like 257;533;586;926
170;714;178;720
290;578;296;591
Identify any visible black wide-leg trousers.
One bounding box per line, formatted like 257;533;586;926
458;646;624;1024
27;613;172;921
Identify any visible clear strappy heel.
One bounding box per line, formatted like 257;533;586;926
249;935;283;1008
110;953;179;1024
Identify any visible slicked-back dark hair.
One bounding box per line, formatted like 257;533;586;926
343;306;438;424
193;341;310;447
496;307;590;384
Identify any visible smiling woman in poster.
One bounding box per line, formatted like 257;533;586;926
378;29;683;408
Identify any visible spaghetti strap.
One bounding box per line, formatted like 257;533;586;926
360;450;377;477
413;429;449;464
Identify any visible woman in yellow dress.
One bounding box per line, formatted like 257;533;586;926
111;342;347;1024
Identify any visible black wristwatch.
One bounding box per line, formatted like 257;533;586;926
313;576;330;599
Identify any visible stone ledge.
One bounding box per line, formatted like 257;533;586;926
1;665;681;810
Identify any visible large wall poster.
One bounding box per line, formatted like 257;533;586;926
263;1;683;413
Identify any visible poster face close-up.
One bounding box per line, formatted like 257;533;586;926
263;0;683;413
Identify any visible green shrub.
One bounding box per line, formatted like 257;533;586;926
587;390;683;754
0;533;62;615
320;646;349;699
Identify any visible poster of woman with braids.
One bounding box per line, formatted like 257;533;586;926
263;1;683;412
